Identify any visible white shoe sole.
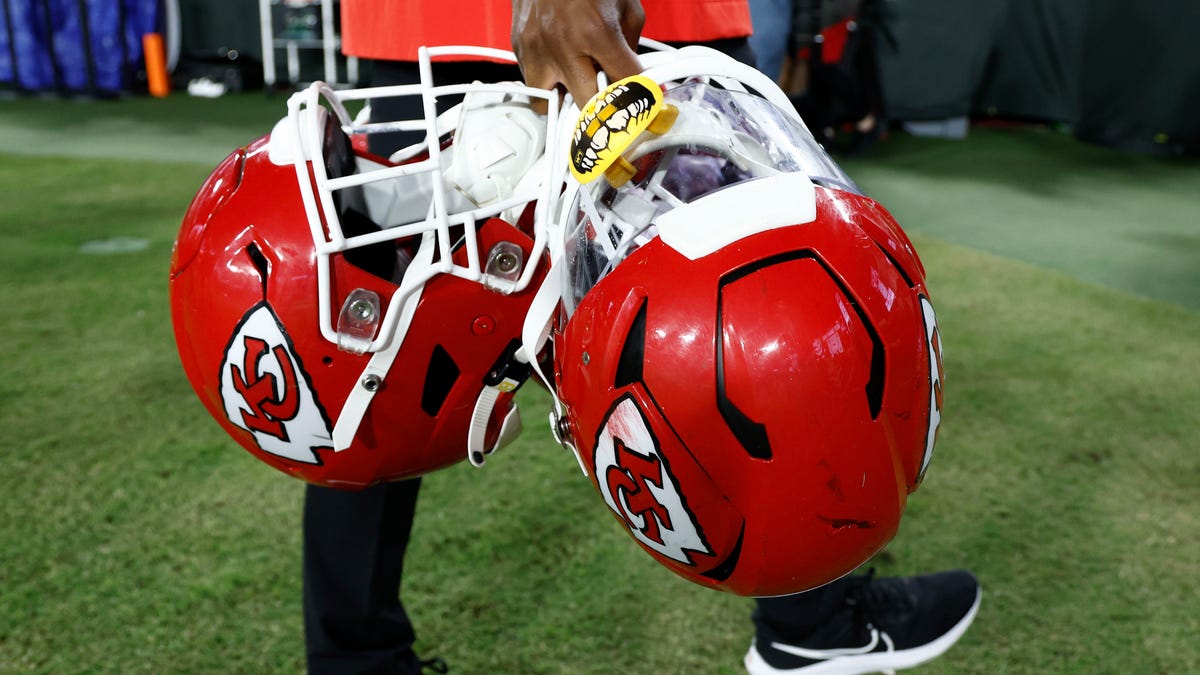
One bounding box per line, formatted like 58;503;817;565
744;586;982;675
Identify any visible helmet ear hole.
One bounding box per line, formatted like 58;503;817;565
421;345;460;416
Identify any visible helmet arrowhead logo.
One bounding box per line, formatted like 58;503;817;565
594;395;712;565
220;303;333;464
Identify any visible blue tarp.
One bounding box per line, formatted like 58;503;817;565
1;0;159;94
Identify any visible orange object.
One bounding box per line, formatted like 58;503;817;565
143;33;169;98
339;0;751;61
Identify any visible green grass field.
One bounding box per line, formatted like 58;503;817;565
1;94;1198;674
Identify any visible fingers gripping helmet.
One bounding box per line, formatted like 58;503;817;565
171;47;560;488
544;47;945;596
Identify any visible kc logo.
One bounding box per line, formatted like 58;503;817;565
230;336;300;439
594;395;712;565
606;439;673;545
220;303;333;464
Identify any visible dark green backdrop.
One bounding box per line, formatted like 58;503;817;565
179;0;1200;154
875;0;1200;154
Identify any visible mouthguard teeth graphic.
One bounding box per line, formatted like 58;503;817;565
572;81;659;177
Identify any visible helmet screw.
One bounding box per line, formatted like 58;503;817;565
348;298;376;322
361;374;382;392
493;250;520;274
581;351;590;365
555;415;572;443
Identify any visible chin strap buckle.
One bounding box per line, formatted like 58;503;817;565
467;339;533;466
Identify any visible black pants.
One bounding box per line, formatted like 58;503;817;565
302;38;851;674
304;480;424;674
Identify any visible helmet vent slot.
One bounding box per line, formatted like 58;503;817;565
875;243;915;289
864;337;885;419
793;251;887;420
421;345;460;416
715;288;773;461
614;301;648;389
245;243;270;295
699;523;744;582
717;251;887;459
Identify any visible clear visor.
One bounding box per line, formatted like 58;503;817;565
561;82;858;315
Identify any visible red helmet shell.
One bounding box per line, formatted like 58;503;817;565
553;187;943;596
171;135;543;488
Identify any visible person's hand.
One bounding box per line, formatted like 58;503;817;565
511;0;645;108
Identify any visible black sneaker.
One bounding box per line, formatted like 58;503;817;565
745;570;981;674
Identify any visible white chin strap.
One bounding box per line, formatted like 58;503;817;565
466;360;528;467
462;264;588;475
463;269;580;472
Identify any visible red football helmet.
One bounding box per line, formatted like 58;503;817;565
171;47;561;488
542;47;944;596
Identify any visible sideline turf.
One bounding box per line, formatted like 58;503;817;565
0;92;291;166
0;100;1197;673
844;128;1200;311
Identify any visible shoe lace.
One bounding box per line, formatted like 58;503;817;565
763;570;909;662
846;568;918;630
